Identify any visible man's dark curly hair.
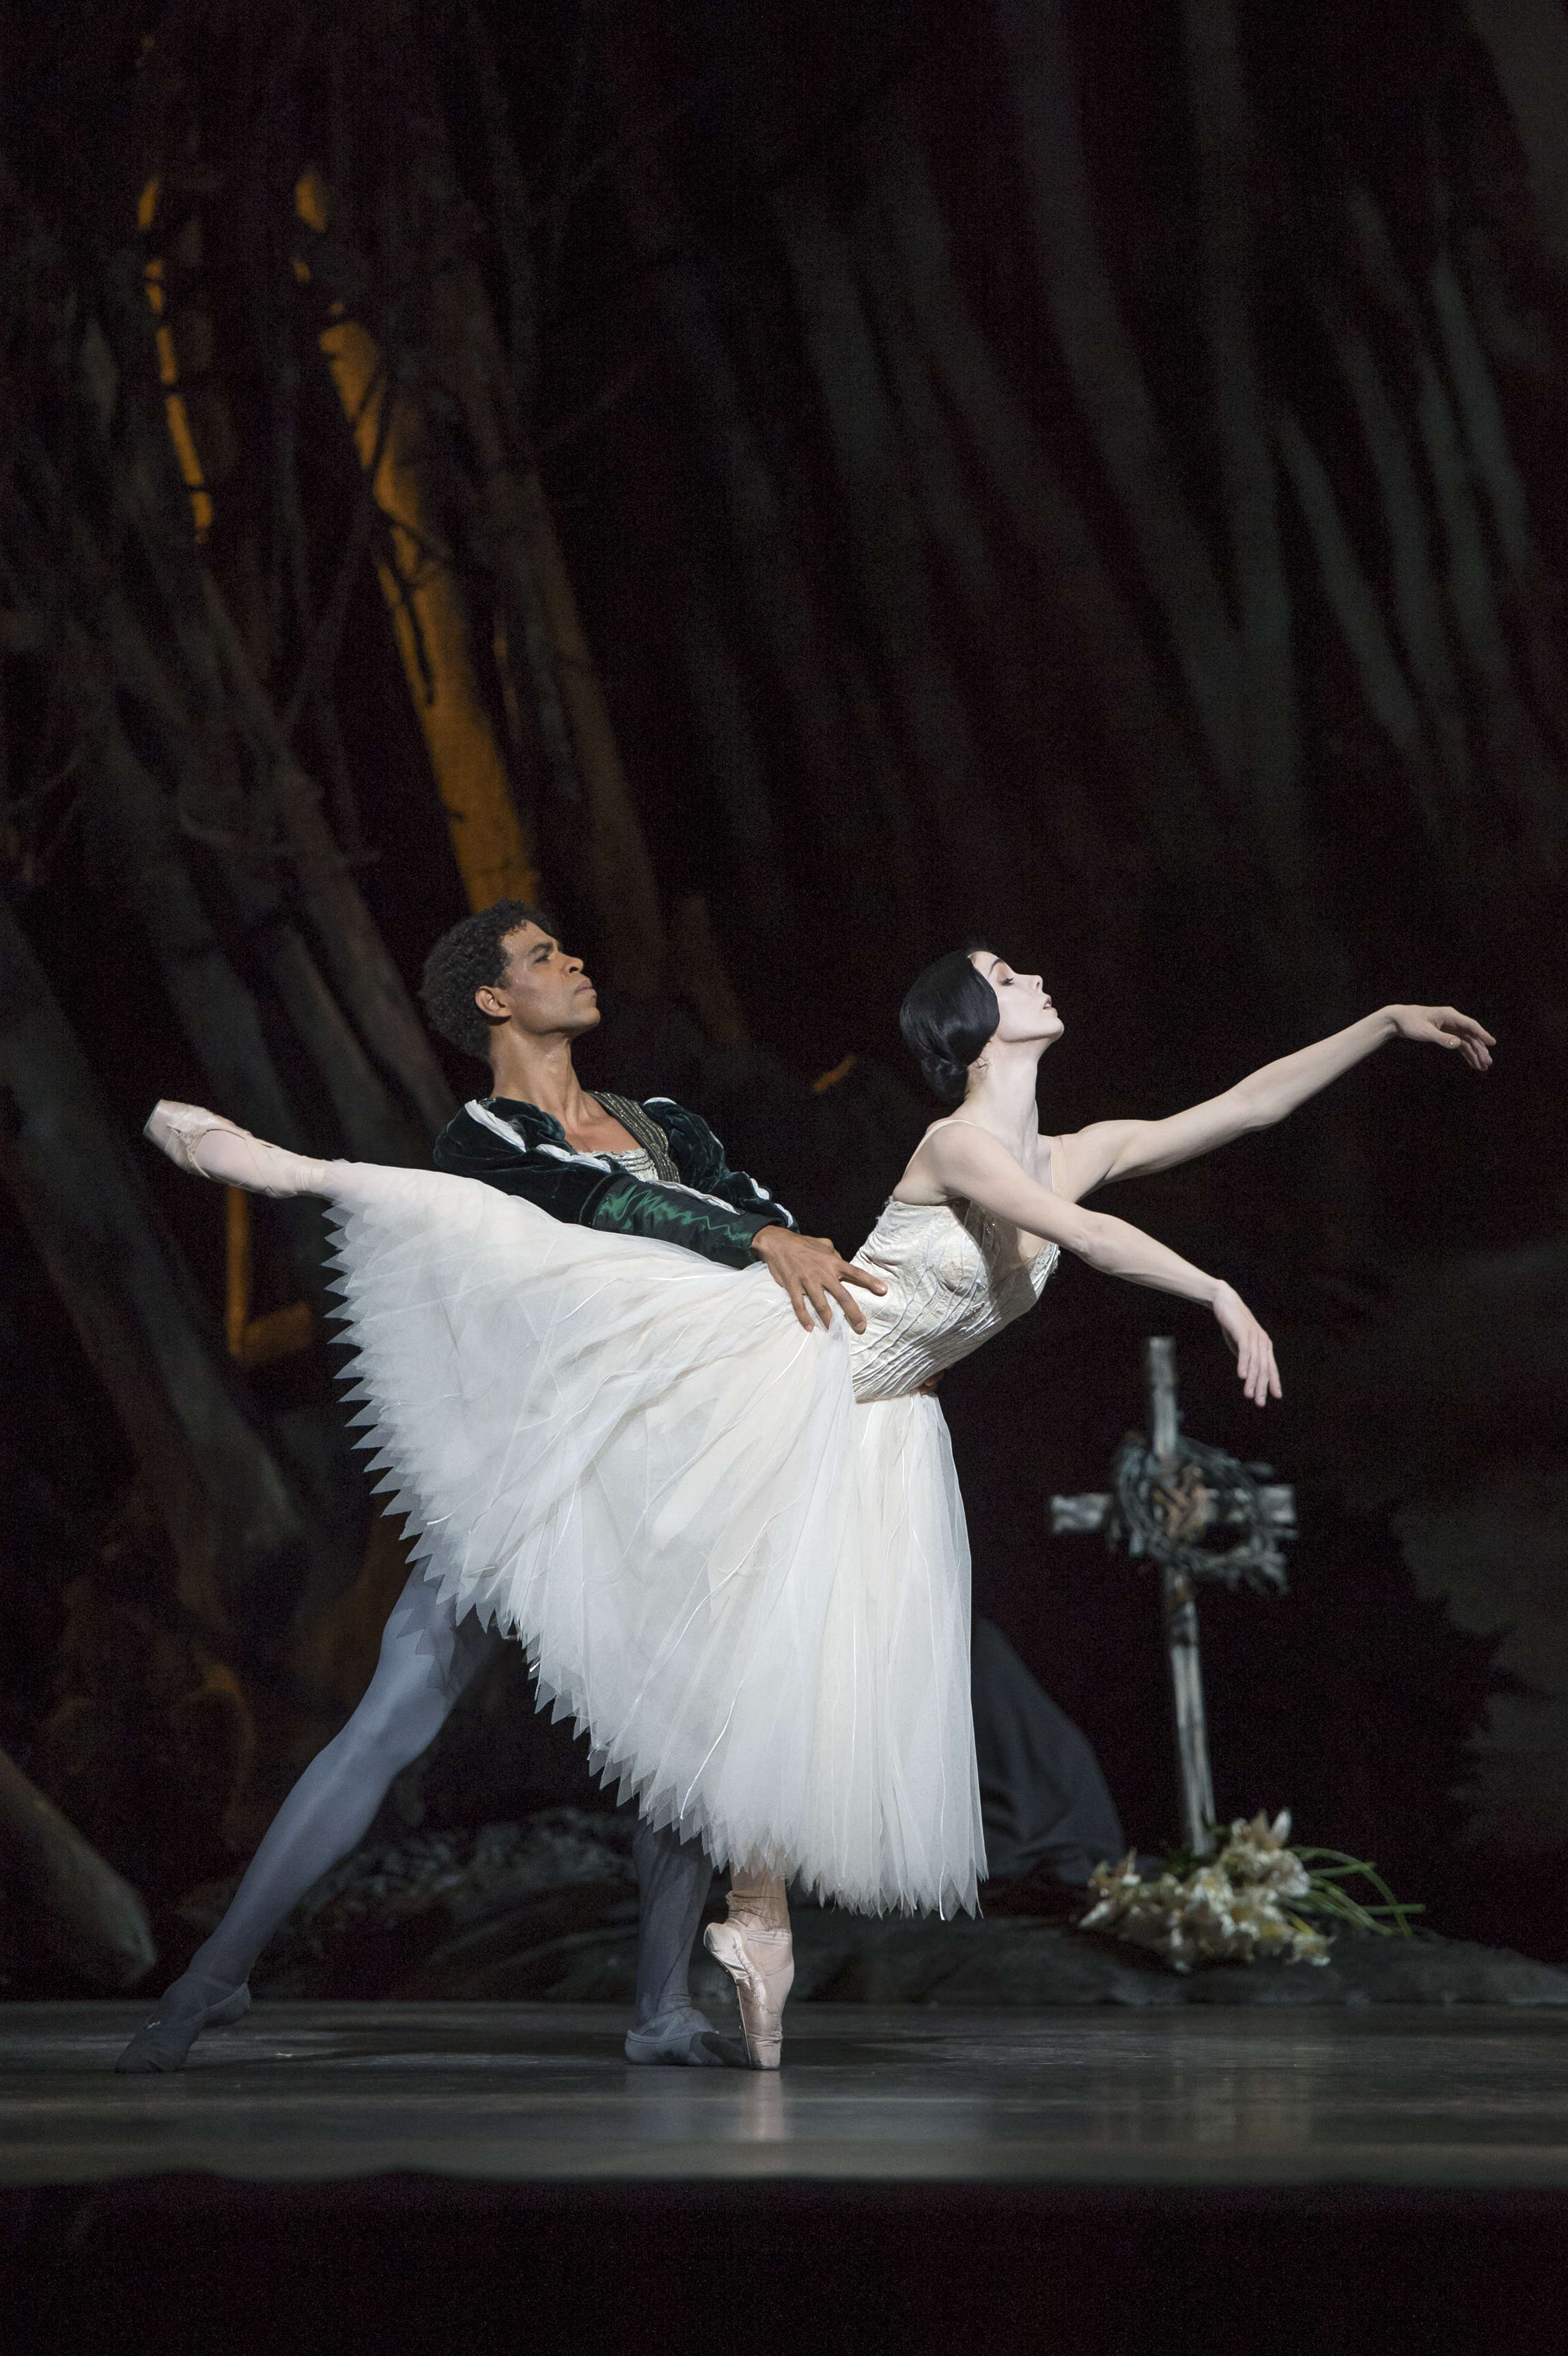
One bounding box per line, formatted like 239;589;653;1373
419;899;559;1062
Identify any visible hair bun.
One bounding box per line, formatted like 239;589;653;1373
922;1054;968;1103
899;949;1002;1104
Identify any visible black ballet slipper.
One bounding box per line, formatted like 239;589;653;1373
623;2006;751;2068
115;1978;251;2073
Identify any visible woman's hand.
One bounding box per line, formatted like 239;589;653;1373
1386;1005;1495;1069
1212;1283;1282;1407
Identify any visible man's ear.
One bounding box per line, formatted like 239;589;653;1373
475;983;507;1021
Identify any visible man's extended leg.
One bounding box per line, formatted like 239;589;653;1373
116;1568;494;2071
624;1819;745;2066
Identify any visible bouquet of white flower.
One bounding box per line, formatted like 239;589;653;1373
1077;1811;1420;1974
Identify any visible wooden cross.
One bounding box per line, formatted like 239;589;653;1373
1050;1337;1297;1857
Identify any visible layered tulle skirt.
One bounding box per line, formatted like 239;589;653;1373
325;1167;984;1916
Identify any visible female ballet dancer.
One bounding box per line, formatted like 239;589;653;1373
138;946;1491;2065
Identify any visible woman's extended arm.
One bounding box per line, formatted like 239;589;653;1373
1052;1005;1494;1201
923;1125;1280;1405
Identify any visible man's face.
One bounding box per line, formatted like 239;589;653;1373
475;923;600;1041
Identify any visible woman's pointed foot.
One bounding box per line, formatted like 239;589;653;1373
144;1102;323;1198
115;1974;251;2073
702;1922;794;2070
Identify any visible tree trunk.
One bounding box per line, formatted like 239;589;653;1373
858;107;1216;893
1317;292;1472;799
1349;185;1565;865
342;96;673;992
854;204;1121;907
509;468;669;992
667;893;751;1050
302;272;542;916
220;880;424;1166
1274;403;1445;822
851;206;1039;750
995;0;1248;794
665;544;794;958
71;267;457;1142
19;434;426;1170
772;176;1018;933
199;572;458;1132
76;693;333;1298
596;35;906;939
13;579;338;1299
5;475;317;1220
1427;245;1568;756
1182;0;1306;903
0;892;302;1629
1429;253;1532;581
1463;0;1568;273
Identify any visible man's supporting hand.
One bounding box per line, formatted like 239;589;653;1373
751;1226;888;1334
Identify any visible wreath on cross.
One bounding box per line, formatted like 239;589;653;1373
1109;1433;1290;1594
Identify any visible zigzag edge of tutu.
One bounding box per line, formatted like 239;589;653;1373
320;1208;975;1922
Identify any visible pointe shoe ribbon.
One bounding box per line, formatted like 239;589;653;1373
114;1980;251;2074
702;1921;794;2070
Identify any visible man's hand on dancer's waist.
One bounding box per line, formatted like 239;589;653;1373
751;1226;888;1334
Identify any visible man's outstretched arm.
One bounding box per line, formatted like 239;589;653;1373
1052;1005;1494;1202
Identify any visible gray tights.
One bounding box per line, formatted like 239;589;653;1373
179;1567;713;2022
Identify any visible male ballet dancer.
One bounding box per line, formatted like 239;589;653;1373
118;899;881;2072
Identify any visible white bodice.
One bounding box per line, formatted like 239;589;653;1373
846;1198;1059;1403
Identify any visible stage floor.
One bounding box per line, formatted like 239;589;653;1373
4;2000;1568;2193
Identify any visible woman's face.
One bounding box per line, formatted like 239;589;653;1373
968;950;1065;1048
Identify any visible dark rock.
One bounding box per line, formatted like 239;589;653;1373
768;1916;1568;2008
185;1809;638;2000
199;1808;1568;2008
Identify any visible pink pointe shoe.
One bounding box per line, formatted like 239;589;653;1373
144;1102;320;1198
702;1920;794;2070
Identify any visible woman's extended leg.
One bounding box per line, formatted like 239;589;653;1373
143;1101;334;1197
703;1867;794;2069
116;1569;494;2071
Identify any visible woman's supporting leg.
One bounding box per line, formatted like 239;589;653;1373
116;1570;495;2071
724;1868;791;1937
703;1866;794;2070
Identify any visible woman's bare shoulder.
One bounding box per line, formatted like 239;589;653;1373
891;1117;969;1205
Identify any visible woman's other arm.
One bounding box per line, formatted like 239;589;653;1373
1051;1005;1494;1201
922;1126;1280;1405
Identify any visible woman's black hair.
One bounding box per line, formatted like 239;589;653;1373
899;949;1000;1103
419;899;559;1061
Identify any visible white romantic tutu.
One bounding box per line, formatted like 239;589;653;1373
324;1168;983;1916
